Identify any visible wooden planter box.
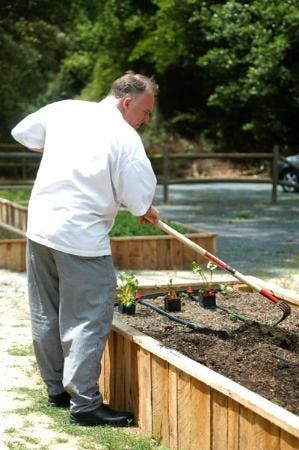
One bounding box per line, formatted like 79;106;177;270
99;317;299;450
0;197;217;271
111;223;217;269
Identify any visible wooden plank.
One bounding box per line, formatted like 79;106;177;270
151;355;170;446
212;390;228;450
239;406;280;450
157;238;171;269
128;239;143;269
137;347;152;432
254;415;280;449
177;370;191;450
99;345;105;398
280;429;299;449
110;239;121;268
170;239;184;269
142;238;157;269
168;365;178;450
104;332;115;406
0;240;26;271
112;318;299;439
227;397;240;450
190;378;211;450
113;333;125;410
123;337;132;411
130;342;139;420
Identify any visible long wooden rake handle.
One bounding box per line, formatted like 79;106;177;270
158;220;291;324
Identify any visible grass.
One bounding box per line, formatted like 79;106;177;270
10;387;168;450
0;188;32;204
8;344;34;357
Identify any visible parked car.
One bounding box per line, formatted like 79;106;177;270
277;154;299;193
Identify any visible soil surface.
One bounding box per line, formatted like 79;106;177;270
116;289;299;416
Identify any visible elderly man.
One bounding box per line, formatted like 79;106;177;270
11;72;160;426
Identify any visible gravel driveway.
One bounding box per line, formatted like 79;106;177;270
154;182;299;288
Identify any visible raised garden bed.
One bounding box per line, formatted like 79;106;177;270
99;283;299;449
0;199;217;271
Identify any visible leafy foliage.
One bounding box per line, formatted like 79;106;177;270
0;0;76;140
2;0;299;150
109;211;187;237
192;260;218;295
117;271;139;306
198;0;299;148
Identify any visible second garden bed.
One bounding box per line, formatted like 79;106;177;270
0;200;217;271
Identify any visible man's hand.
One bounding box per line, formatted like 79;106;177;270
138;206;160;226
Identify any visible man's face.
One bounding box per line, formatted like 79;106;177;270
120;90;155;130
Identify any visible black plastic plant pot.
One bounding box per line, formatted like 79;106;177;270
198;293;217;309
118;302;136;315
164;297;181;312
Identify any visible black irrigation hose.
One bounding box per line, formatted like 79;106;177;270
138;299;230;338
115;296;229;337
138;298;203;331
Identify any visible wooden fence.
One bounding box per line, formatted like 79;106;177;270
1;143;297;204
151;146;280;204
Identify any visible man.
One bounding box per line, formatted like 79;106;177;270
11;72;160;426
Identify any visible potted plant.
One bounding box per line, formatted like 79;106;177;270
191;260;219;308
163;278;182;312
117;271;140;315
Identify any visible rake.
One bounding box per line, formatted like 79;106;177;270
158;220;291;326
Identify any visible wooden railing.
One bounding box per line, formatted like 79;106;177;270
151;146;280;204
1;143;296;204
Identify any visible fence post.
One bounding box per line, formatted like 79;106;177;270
271;145;279;205
163;146;169;204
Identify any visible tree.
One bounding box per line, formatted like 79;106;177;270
0;0;77;140
198;0;299;149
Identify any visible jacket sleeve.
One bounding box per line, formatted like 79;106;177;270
112;138;157;216
11;107;48;151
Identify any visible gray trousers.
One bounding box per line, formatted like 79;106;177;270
27;239;117;413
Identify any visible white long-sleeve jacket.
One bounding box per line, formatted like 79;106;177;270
11;97;157;256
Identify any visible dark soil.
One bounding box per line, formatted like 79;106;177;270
115;289;299;416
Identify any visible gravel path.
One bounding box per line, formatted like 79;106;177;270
154;182;299;289
0;270;93;449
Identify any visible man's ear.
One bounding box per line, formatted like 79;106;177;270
122;96;132;111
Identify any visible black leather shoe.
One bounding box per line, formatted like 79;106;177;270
48;391;71;408
70;404;134;427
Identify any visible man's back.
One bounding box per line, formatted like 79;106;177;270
11;98;156;256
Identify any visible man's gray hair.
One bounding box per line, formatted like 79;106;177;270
109;71;159;98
